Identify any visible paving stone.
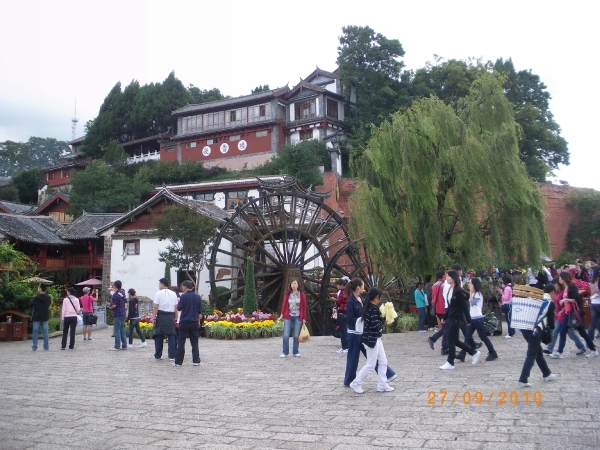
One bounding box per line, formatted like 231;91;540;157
0;328;599;448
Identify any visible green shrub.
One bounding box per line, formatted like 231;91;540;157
48;318;61;332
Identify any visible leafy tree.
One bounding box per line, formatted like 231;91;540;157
188;86;228;104
0;184;19;202
253;140;330;187
134;160;207;186
251;84;270;94
350;73;548;276
410;57;569;181
153;204;218;290
0;137;68;176
336;25;406;162
164;261;172;287
566;191;600;258
83;73;193;158
102;142;127;163
12;168;43;204
243;257;258;314
66;160;152;217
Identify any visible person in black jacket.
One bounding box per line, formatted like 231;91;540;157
349;287;394;394
439;270;480;370
30;284;51;351
519;283;557;386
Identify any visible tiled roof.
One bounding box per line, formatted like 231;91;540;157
159;176;282;192
0;214;70;245
61;212;124;239
96;188;242;234
0;201;37;215
33;190;70;215
172;87;289;116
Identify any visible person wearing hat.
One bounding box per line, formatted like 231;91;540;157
80;287;97;341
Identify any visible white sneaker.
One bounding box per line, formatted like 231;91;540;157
543;374;557;381
349;381;364;394
505;335;513;339
471;350;481;365
336;348;345;353
280;353;287;358
127;344;133;349
87;338;94;342
387;374;398;382
377;385;395;392
139;342;147;348
293;353;301;357
551;352;564;359
586;350;599;358
439;362;455;370
519;382;532;387
341;349;348;353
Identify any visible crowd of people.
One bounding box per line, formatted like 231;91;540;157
28;257;600;393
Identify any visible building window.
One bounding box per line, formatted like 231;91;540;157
326;99;338;120
229;135;241;141
179;114;202;135
123;240;140;256
164;147;174;153
256;130;268;137
195;193;214;202
249;103;270;122
207;138;218;145
204;112;223;130
227;191;248;210
49;212;73;223
294;99;316;120
185;142;197;148
61;169;71;178
299;129;314;140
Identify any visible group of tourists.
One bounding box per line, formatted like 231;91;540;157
29;277;204;367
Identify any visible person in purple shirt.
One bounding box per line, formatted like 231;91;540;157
173;280;203;367
108;280;128;350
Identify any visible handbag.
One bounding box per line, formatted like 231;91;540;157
332;325;341;338
568;303;583;328
88;312;98;325
67;296;83;326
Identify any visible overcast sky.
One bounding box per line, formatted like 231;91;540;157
1;0;598;189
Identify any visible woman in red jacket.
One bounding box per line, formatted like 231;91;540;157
278;279;307;357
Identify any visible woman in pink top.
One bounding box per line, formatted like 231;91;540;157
61;287;81;350
80;287;97;341
497;275;514;338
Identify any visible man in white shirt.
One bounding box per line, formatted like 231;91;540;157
152;278;178;361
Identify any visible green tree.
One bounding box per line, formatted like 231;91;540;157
350;73;548;276
251;84;270;94
566;191;600;258
12;168;43;204
153;204;218;290
83;73;193;158
410;57;569;181
102;142;127;163
66;160;152;217
134;160;207;186
336;25;406;163
188;86;228;104
253;140;330;187
164;261;172;287
0;183;19;202
243;257;258;314
0;137;68;176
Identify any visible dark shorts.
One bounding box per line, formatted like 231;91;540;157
82;312;92;326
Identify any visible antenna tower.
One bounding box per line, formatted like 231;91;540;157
71;102;78;141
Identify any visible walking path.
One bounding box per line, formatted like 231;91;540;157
0;328;598;449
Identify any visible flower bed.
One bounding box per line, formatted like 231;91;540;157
204;309;283;339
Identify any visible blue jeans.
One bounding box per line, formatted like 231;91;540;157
588;304;600;340
344;332;395;385
32;321;49;350
113;317;127;349
546;322;583;352
558;317;596;353
282;316;301;355
128;318;146;345
502;304;514;336
418;307;426;331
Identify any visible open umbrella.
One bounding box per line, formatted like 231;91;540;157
75;278;102;286
20;276;53;284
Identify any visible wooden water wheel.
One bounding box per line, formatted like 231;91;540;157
208;177;367;334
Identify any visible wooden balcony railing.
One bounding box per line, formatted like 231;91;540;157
29;255;103;269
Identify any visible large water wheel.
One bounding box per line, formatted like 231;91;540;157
208;177;367;335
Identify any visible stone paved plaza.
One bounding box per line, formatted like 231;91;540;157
1;327;599;449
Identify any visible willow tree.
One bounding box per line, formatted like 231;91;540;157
350;73;548;276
